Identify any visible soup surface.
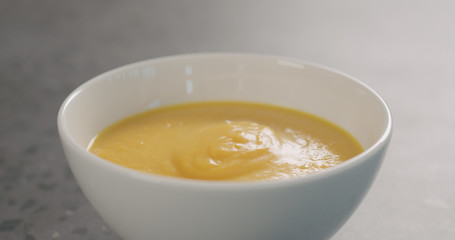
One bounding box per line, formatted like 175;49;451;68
88;101;363;181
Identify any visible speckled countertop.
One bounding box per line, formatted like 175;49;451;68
1;1;454;239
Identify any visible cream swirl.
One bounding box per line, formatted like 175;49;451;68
172;121;280;180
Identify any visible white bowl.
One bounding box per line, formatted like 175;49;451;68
58;53;392;240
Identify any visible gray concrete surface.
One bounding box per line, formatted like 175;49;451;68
1;0;454;239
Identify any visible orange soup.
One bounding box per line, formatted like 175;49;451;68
88;101;363;181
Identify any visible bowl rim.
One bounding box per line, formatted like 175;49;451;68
57;52;392;190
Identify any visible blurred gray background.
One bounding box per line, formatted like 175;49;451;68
1;0;454;239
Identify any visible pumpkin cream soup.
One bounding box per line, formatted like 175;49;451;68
88;102;363;181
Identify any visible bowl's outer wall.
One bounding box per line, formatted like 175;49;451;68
61;137;389;240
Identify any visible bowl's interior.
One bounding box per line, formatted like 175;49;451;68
61;54;389;153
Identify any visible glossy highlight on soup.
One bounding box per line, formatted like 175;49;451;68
88;101;363;181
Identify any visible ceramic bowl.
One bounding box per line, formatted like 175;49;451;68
58;53;392;240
